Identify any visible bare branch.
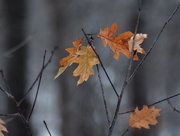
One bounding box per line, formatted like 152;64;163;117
108;0;142;135
167;100;180;114
82;28;119;98
122;126;131;136
96;65;111;126
43;120;52;136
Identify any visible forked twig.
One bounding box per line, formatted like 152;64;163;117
27;50;46;121
18;47;57;105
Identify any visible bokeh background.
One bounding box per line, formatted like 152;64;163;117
0;0;180;136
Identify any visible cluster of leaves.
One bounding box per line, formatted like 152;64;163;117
54;39;100;85
97;23;146;60
54;23;162;130
54;23;147;85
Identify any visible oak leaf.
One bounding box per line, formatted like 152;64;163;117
0;119;8;136
129;105;161;129
73;45;100;85
54;39;82;79
128;33;147;60
97;23;134;60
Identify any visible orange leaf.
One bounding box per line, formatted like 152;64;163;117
0;119;8;136
60;38;82;66
97;23;134;60
128;105;161;129
73;45;100;85
54;39;82;79
97;23;118;47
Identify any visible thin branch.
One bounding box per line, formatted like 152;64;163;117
108;1;142;136
96;65;111;126
27;50;46;121
128;3;180;83
148;93;180;107
119;93;180;114
0;86;13;99
0;113;20;117
167;100;180;113
0;70;12;95
18;47;57;105
43;120;52;136
82;28;119;98
122;126;131;136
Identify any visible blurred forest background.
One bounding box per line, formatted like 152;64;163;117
0;0;180;136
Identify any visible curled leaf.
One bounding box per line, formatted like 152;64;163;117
128;33;147;60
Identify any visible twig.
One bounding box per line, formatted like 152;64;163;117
167;100;180;113
0;113;20;117
18;47;57;105
96;65;111;126
119;93;180;114
82;28;119;98
128;3;180;83
0;86;13;99
27;50;46;121
122;126;131;136
0;70;12;95
43;120;52;136
108;1;142;136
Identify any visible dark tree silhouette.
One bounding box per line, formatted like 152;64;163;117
3;0;30;135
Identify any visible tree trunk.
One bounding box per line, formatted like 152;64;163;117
3;0;30;135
